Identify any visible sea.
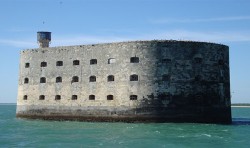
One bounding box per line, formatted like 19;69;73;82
1;104;250;148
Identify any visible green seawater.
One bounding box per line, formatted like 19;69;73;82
1;105;250;147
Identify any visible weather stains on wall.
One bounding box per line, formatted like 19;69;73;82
16;40;231;124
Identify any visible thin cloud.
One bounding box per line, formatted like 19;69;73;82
142;30;250;43
52;35;132;46
150;16;250;24
1;30;250;48
0;39;36;48
53;31;250;46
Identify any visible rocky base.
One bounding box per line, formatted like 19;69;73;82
16;105;232;124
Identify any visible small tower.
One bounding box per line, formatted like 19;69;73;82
37;31;51;48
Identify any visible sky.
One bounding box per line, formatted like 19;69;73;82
0;0;250;103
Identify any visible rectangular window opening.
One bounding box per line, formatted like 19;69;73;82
56;77;62;83
40;77;46;83
72;76;79;83
72;95;77;100
41;62;47;67
24;78;29;84
39;95;45;100
89;76;96;82
130;57;139;63
25;63;30;68
55;95;61;100
130;95;138;100
56;61;63;66
107;95;114;100
73;60;80;65
90;59;97;65
23;95;28;100
130;75;138;81
107;75;114;82
89;95;95;100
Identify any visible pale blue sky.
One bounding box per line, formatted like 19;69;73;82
0;0;250;103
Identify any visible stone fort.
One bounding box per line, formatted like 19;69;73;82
16;32;232;124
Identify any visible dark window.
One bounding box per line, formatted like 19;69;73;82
158;93;170;100
107;75;114;82
56;61;63;66
162;74;171;81
130;95;137;100
195;75;202;81
41;62;47;67
23;95;28;100
162;58;172;63
40;77;46;83
72;76;79;83
158;94;167;100
25;63;30;68
194;57;202;64
218;59;224;65
24;78;29;84
89;76;96;82
55;95;61;100
72;95;77;100
107;95;114;100
73;60;80;65
89;95;95;100
39;95;45;100
194;54;203;64
56;77;62;83
130;57;139;63
219;75;224;82
90;59;97;65
130;74;138;81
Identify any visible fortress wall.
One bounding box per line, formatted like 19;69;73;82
16;40;231;123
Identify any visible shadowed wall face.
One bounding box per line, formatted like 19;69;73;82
16;40;231;124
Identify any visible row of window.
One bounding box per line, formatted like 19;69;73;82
23;74;206;84
22;95;138;101
25;57;224;68
25;57;140;68
193;58;224;65
23;75;140;84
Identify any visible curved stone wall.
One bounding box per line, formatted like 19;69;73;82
16;40;231;123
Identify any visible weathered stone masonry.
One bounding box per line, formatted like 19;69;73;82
16;40;232;124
